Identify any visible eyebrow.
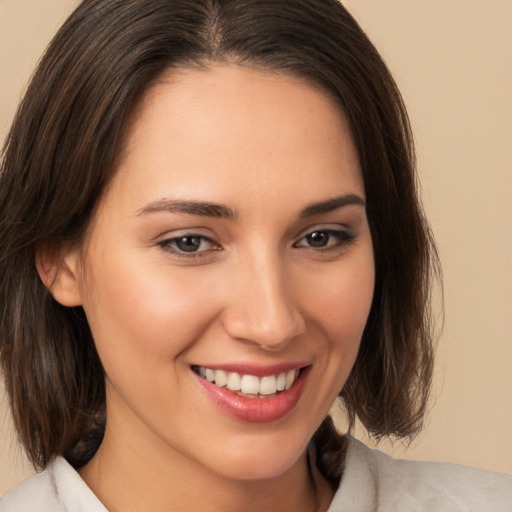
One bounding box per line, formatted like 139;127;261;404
137;193;365;219
137;199;237;219
299;194;366;217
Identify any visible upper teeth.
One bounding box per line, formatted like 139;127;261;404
197;367;299;395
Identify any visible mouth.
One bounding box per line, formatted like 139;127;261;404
192;365;302;398
191;363;311;422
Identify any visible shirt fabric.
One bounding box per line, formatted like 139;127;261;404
1;436;511;511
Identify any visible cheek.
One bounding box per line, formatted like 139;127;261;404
79;251;221;376
289;254;375;430
306;258;375;346
306;252;375;398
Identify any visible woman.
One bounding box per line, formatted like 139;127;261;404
0;0;510;510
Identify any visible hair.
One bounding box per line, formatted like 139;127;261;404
0;0;438;488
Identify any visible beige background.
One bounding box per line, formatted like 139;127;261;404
1;0;511;495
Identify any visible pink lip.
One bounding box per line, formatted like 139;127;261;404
194;366;311;423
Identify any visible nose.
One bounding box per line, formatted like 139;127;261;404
221;252;306;351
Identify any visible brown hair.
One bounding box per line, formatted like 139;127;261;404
0;0;438;486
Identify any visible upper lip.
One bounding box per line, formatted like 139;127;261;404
191;362;311;377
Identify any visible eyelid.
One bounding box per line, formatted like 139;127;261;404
156;230;221;258
295;223;350;240
293;225;356;250
153;226;217;245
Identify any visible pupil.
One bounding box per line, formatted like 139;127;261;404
176;236;201;252
307;231;328;247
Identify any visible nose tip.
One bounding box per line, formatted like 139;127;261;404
221;266;306;350
223;305;306;351
247;309;306;351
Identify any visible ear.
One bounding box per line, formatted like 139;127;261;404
36;241;83;307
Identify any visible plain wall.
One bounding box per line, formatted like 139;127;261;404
1;0;511;495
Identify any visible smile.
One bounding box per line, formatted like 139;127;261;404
192;364;310;422
193;366;300;398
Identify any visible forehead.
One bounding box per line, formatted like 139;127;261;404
108;63;363;209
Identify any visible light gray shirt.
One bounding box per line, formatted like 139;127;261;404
1;437;511;511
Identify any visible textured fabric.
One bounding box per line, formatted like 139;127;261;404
327;437;512;511
0;456;106;512
1;437;511;511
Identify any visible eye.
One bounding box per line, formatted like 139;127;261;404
294;229;355;250
158;234;218;255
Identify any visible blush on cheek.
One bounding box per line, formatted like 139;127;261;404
315;270;374;332
108;293;212;358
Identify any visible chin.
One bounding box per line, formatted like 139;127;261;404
196;434;310;482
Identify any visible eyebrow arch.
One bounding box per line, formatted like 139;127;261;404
300;194;366;217
137;194;364;219
137;199;237;219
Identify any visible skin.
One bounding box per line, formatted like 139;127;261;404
44;64;375;512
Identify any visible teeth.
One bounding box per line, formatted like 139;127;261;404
214;369;227;387
276;372;286;391
241;375;260;394
285;369;296;390
196;367;300;396
259;375;277;395
226;372;241;391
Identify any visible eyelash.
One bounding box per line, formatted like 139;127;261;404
293;229;356;251
157;234;219;258
157;228;356;258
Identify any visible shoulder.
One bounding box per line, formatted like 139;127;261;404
0;457;106;512
328;436;512;512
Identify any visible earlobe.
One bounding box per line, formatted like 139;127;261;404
35;242;83;307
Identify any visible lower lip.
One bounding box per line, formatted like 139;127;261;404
194;367;310;423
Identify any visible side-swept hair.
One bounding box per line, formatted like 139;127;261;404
0;0;438;486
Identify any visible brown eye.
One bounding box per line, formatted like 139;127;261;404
295;229;356;250
305;231;330;248
174;235;203;252
158;234;217;255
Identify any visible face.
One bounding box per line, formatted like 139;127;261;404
70;64;374;481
